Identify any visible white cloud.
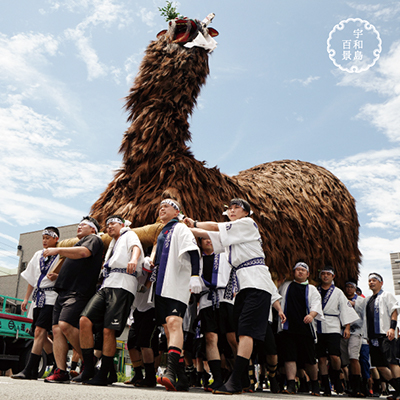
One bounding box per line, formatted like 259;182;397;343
0;233;19;245
0;251;19;270
46;0;129;22
326;39;400;293
347;2;400;22
358;235;400;294
288;75;320;86
64;27;107;80
0;32;84;126
124;51;144;85
0;99;119;227
137;7;157;27
0;191;85;226
59;0;132;79
358;96;400;143
338;41;400;143
0;32;58;79
322;148;400;231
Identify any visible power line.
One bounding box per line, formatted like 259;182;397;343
0;240;17;250
0;251;19;261
0;246;18;257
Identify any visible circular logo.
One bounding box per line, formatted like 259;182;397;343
327;18;382;73
8;320;15;330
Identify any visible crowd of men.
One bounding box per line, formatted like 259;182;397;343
10;197;400;398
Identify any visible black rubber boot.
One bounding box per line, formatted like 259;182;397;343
85;356;113;386
195;371;202;387
213;356;248;394
72;348;95;383
11;353;41;380
352;375;366;397
311;379;320;396
221;367;231;383
321;374;331;396
372;377;381;397
175;356;189;391
332;369;344;394
298;376;309;392
345;376;352;394
185;364;196;387
267;363;279;393
157;347;180;391
361;377;369;397
257;373;264;392
240;360;251;392
390;377;400;400
207;359;223;392
46;352;55;365
202;370;211;389
244;358;255;392
107;361;118;385
278;372;287;393
135;362;156;387
283;379;297;394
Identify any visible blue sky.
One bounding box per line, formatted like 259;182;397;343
1;0;400;294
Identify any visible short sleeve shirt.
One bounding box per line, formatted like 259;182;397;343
54;234;104;297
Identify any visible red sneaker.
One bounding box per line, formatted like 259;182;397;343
44;368;70;383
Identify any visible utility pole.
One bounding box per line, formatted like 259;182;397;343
15;245;23;298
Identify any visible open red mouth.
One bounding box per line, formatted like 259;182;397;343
171;18;198;43
156;16;219;43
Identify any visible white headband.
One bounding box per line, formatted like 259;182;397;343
222;200;254;216
42;229;58;239
294;262;309;272
369;273;383;282
80;219;98;234
161;199;180;211
319;267;335;278
222;209;254;216
106;217;132;227
345;282;357;288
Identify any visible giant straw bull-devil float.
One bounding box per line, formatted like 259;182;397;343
88;14;361;286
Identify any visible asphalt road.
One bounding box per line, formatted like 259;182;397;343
0;377;349;400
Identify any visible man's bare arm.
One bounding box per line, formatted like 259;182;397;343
43;246;91;259
184;218;219;231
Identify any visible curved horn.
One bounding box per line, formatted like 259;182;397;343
202;13;215;27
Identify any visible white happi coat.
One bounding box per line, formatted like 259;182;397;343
132;270;154;312
350;295;366;335
314;285;359;334
268;285;283;323
153;222;200;305
278;280;324;334
21;250;59;308
198;253;234;311
365;290;400;336
102;227;144;296
208;217;276;295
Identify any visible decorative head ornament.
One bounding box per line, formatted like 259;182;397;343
157;11;219;52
